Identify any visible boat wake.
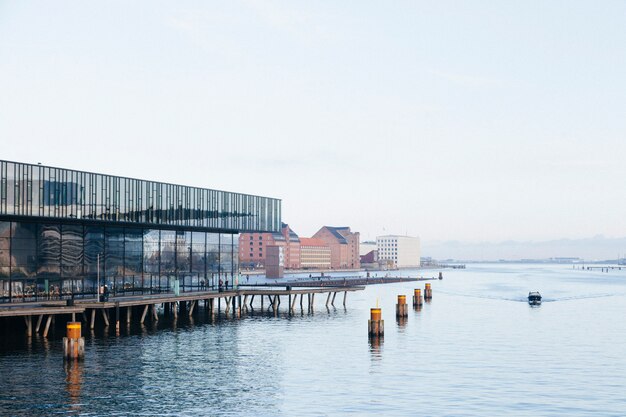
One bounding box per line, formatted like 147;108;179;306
436;289;626;303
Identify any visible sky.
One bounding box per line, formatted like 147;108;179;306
1;1;625;250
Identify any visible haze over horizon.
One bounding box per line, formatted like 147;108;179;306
2;1;625;254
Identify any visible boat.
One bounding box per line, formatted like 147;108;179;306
528;291;542;305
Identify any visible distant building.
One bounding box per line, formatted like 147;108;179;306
239;223;300;269
283;224;301;269
360;250;378;264
299;238;331;269
360;241;377;256
376;235;420;268
312;226;360;269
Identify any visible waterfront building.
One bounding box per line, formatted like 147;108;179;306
376;235;420;268
312;226;360;269
238;223;300;269
0;160;281;302
299;238;331;269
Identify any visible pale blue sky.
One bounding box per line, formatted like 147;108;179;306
1;1;625;245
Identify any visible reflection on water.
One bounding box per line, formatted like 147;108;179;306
64;360;83;412
2;264;626;416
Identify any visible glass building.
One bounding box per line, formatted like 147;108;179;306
0;160;281;302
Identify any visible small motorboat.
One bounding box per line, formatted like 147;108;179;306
528;291;542;305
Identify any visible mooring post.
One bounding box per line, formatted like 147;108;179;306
90;310;96;329
343;291;347;307
127;306;132;324
413;288;423;308
368;307;384;336
425;283;432;300
63;322;84;360
396;295;408;318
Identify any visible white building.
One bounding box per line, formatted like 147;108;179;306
376;235;421;268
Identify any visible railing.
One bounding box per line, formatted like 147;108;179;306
0;273;239;303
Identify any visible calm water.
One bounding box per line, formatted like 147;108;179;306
1;264;626;416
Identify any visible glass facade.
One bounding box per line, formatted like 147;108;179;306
0;160;281;232
0;160;278;302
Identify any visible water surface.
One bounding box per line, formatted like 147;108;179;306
1;264;626;416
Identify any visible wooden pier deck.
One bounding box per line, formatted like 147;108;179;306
0;286;365;338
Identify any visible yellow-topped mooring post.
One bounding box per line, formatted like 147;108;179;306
413;288;423;307
368;308;384;336
396;295;408;318
63;322;85;360
424;283;432;300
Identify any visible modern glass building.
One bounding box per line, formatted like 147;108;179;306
0;160;281;302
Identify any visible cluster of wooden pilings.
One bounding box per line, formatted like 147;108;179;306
368;283;435;338
63;322;85;360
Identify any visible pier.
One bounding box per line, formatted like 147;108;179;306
0;286;364;338
256;275;437;287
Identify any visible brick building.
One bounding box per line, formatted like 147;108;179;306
299;238;331;269
239;223;300;269
312;226;360;269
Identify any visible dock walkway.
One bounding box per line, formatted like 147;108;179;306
0;286;364;338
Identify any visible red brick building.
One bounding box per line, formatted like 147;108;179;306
312;226;360;269
239;223;300;269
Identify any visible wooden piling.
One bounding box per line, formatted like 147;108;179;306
140;305;149;324
43;315;52;338
413;288;423;307
368;308;384;336
396;295;408;318
25;315;32;337
63;322;84;360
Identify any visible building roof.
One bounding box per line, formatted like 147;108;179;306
281;222;300;242
271;232;286;241
300;238;328;247
323;226;349;244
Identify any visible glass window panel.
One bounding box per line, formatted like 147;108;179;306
37;224;60;276
105;227;124;278
61;224;83;276
143;229;159;274
84;226;104;278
